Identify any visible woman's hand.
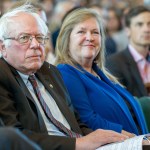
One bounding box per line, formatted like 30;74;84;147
121;130;136;138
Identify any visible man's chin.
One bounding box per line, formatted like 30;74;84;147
29;62;43;71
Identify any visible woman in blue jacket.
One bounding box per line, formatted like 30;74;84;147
55;7;148;136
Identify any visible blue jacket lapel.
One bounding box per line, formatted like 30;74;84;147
95;65;148;134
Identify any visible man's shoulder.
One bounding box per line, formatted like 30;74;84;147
39;61;62;80
0;58;8;67
106;48;131;71
0;59;18;87
40;62;58;73
0;58;13;74
107;48;129;62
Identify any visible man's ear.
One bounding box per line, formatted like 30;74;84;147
0;40;7;58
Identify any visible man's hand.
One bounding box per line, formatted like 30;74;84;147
75;129;128;150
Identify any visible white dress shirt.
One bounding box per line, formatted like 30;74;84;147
18;72;71;136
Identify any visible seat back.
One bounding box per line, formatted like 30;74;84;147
135;96;150;132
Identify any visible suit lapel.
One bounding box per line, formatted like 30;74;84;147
8;65;47;132
36;67;82;133
16;75;34;101
124;49;147;95
10;67;35;103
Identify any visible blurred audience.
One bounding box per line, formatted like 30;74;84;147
0;128;41;150
106;5;150;97
1;0;148;54
104;7;123;56
49;0;77;49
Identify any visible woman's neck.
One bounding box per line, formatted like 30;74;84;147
82;65;97;76
77;63;100;79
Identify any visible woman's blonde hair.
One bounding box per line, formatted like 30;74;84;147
55;7;119;83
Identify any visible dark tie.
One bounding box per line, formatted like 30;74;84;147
28;75;82;138
146;54;150;63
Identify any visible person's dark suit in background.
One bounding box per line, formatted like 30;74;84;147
106;5;150;98
0;128;41;150
0;118;41;150
0;4;128;150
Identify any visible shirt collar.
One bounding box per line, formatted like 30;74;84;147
17;71;29;85
128;44;144;63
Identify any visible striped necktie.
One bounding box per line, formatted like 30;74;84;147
28;75;82;138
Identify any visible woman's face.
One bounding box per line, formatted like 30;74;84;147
69;17;101;65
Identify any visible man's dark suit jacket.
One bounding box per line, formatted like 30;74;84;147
106;48;148;97
0;58;92;150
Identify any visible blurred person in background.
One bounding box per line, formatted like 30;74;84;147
104;7;123;56
88;4;103;15
0;127;41;150
40;0;55;20
49;0;77;49
106;5;150;97
109;2;130;53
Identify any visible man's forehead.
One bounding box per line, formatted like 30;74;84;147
4;11;47;36
9;12;35;21
131;12;150;21
8;13;39;29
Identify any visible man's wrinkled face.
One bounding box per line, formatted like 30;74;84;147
1;13;46;75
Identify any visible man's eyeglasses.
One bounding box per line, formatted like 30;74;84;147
4;33;49;45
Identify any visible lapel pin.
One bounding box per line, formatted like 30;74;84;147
49;84;53;88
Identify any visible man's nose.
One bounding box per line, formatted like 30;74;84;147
30;37;40;48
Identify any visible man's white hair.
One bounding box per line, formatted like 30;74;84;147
0;3;49;46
